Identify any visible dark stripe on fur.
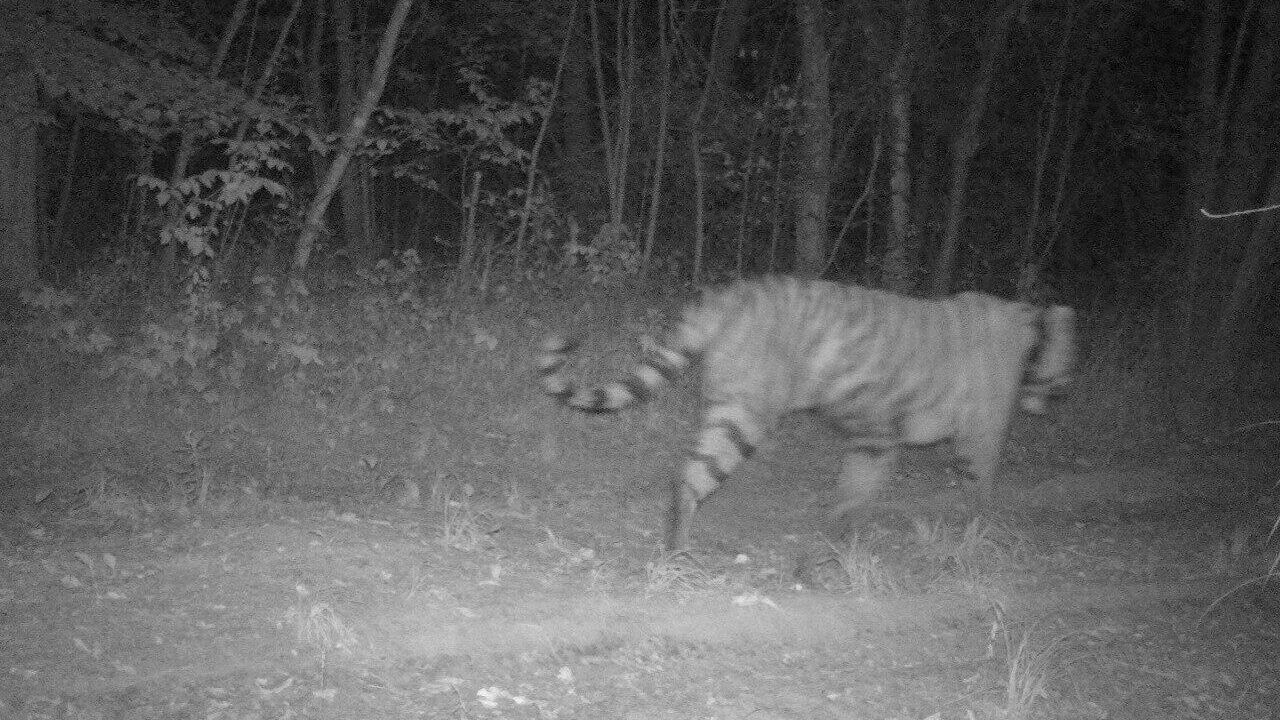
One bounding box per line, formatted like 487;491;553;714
580;388;613;412
651;357;685;382
707;419;756;460
546;385;575;402
620;374;654;403
691;452;733;482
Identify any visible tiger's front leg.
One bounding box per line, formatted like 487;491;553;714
665;402;769;552
828;445;899;538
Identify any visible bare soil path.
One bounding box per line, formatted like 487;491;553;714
2;459;1276;720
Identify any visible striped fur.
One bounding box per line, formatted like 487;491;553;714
536;276;1076;552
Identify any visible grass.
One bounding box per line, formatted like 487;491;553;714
825;529;905;596
912;514;1032;580
987;603;1073;720
643;556;726;596
4;264;670;506
5;263;1277;720
12;260;1192;549
285;583;358;686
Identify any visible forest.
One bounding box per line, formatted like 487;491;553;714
0;1;1276;718
0;0;1275;414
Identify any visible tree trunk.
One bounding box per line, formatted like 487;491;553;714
930;1;1018;296
158;0;249;279
558;22;599;216
1176;0;1277;427
1177;0;1227;365
0;49;39;296
641;0;673;271
305;0;330;194
792;0;832;278
331;0;372;259
50;114;83;265
685;0;750;280
880;0;924;292
1211;3;1278;388
515;0;578;265
293;0;413;273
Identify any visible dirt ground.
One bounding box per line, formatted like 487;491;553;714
2;408;1277;720
1;288;1277;720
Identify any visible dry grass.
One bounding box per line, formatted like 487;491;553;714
987;602;1073;720
827;530;904;597
284;583;358;686
912;514;1032;580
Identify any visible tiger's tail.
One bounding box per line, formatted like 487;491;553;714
536;333;695;413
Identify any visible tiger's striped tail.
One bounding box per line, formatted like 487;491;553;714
536;334;693;413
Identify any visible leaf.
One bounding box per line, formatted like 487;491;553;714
471;328;498;350
283;344;321;366
85;330;115;353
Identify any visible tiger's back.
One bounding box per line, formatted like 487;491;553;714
537;276;1076;551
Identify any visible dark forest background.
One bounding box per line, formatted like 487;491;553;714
0;0;1276;430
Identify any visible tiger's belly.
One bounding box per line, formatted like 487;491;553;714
898;410;956;446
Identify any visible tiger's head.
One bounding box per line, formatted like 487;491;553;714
1019;305;1077;414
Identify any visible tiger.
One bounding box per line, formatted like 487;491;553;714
536;276;1076;552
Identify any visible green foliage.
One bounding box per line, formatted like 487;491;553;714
19;286;116;355
139;132;296;259
562;223;642;285
19;270;321;403
380;77;542;187
13;250;448;405
1;1;271;140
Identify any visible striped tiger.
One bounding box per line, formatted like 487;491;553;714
536;276;1076;552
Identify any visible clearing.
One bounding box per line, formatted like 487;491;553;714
1;280;1276;719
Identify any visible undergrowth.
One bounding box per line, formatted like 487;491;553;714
2;258;694;541
1047;305;1181;464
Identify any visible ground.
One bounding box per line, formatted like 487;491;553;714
1;279;1277;719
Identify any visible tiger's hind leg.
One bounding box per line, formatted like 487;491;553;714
666;402;770;552
828;444;899;538
953;435;1002;511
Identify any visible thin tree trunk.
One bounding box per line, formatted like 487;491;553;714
1177;0;1226;362
1018;5;1079;300
50;114;83;265
204;0;305;273
930;0;1019;296
234;0;305;146
0;49;39;295
768;129;786;272
559;18;597;215
828;134;882;274
686;0;747;280
293;0;413;273
305;0;330;193
586;0;617;223
1210;3;1277;390
642;0;673;272
1174;0;1273;428
611;0;637;227
1219;167;1280;357
792;0;832;278
158;0;250;277
515;0;579;266
880;0;924;291
1021;70;1091;298
331;0;369;259
586;0;640;242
